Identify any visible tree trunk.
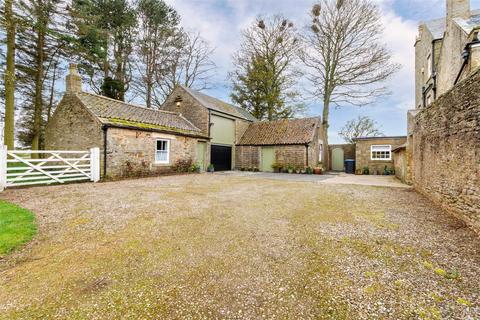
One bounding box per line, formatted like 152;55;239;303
47;62;57;122
31;13;45;157
4;0;16;150
322;96;330;171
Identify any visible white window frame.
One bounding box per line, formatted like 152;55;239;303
371;145;392;161
155;139;170;164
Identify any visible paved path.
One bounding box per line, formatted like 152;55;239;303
217;171;410;188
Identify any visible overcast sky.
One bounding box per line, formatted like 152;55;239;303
163;0;480;143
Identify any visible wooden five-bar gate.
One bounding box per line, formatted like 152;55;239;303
0;147;100;191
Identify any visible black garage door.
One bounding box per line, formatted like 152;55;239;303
211;145;232;171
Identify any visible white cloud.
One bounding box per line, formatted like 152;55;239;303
166;0;418;107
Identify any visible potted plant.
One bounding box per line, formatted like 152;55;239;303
189;163;201;173
271;163;280;173
253;167;259;172
207;164;214;172
306;166;313;174
295;166;302;174
287;164;294;174
313;164;322;174
362;166;370;175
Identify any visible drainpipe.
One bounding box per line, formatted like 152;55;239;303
102;125;108;178
305;144;309;167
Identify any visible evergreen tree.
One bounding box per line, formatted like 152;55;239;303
230;16;303;121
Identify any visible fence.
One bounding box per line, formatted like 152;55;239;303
0;147;100;191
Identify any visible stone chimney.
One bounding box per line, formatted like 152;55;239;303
66;63;82;93
447;0;470;21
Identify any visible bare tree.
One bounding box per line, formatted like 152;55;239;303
230;15;303;121
301;0;399;168
154;31;216;104
339;116;384;143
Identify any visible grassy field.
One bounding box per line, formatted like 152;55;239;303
0;200;37;256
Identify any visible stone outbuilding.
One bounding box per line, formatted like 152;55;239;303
45;65;209;178
353;136;407;175
161;85;257;171
235;117;323;172
46;64;324;178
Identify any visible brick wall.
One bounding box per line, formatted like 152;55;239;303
412;68;480;232
355;137;406;174
235;146;260;169
235;144;311;170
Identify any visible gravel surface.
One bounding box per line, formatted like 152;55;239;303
0;174;478;319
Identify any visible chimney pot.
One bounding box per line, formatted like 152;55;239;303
66;63;82;93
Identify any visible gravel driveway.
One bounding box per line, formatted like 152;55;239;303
0;174;479;319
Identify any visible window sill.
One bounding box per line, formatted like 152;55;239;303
154;162;170;166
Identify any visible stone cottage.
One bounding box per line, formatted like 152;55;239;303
235;118;323;172
353;136;407;175
45;64;209;178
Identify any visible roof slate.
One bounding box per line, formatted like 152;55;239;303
238;117;320;146
180;85;257;121
424;9;480;39
75;92;204;136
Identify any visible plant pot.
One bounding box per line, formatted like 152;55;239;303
288;169;294;174
207;167;214;173
313;167;322;175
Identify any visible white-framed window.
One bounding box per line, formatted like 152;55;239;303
371;145;391;161
155;139;170;164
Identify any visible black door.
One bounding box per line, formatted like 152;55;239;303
211;145;232;171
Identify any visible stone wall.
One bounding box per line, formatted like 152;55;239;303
106;127;198;178
393;148;407;183
45;94;103;152
412;68;480;232
162;87;210;135
327;144;355;170
355;137;407;174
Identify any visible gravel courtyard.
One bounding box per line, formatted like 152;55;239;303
0;174;479;319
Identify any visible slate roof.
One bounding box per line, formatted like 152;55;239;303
424;9;480;39
180;85;257;121
75;92;204;136
238;117;320;146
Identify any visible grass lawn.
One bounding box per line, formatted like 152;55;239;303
0;200;37;256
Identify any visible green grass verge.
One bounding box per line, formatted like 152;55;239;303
0;200;37;256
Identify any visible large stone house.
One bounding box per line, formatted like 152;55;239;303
415;0;480;109
46;64;323;178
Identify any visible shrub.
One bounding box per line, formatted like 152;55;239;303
172;158;193;172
